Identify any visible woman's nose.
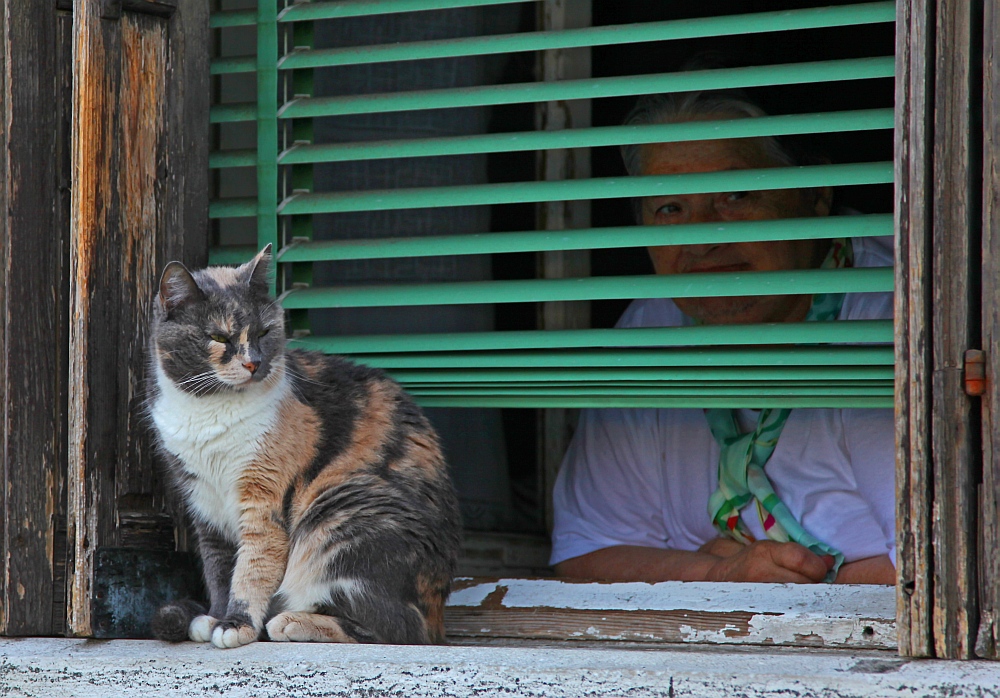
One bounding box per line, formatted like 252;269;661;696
687;195;723;223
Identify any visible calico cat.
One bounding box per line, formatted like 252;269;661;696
148;245;461;648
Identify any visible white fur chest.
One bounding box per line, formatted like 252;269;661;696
151;363;289;541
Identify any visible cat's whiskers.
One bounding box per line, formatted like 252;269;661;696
179;370;226;398
177;370;218;387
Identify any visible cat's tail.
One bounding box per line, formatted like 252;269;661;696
151;599;206;642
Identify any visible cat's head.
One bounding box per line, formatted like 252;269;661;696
152;245;286;394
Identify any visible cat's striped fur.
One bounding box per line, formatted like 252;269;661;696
148;246;461;648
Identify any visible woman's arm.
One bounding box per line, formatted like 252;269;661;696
555;541;833;583
833;554;895;584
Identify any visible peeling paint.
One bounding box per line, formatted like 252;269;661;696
449;578;895;618
748;613;897;647
678;613;896;647
448;579;897;649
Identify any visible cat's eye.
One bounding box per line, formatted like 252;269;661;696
209;334;229;344
259;329;270;338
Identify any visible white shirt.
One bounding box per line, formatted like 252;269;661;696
550;235;896;568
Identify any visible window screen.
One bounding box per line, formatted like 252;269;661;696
207;0;895;411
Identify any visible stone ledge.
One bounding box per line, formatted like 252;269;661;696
2;638;1000;697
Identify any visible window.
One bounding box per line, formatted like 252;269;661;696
207;0;905;651
0;0;992;665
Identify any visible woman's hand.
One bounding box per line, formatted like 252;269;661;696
704;540;834;583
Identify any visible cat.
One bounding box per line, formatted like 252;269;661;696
147;245;461;648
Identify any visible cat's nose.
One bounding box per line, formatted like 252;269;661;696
243;361;259;375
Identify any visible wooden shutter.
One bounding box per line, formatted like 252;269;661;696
0;0;74;637
1;0;210;638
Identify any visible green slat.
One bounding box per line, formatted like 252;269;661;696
279;57;894;119
210;9;255;28
352;346;893;369
209;198;257;219
279;3;894;70
212;56;256;75
208;246;258;266
209;149;256;169
210;102;257;124
279;109;894;165
410;378;894;387
289;319;893;354
279;0;535;22
279;161;893;216
396;383;892;393
404;385;893;396
280;266;893;310
407;395;895;408
383;367;893;381
277;214;892;263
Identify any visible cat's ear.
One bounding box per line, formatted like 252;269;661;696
158;261;204;315
243;243;272;291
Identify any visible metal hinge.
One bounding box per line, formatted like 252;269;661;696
964;349;986;396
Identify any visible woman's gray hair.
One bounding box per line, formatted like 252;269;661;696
620;91;816;222
620;91;799;178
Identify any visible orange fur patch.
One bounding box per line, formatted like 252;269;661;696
230;397;323;620
208;340;225;363
416;573;448;644
266;612;358;643
290;379;398;522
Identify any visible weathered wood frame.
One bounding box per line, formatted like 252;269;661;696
0;0;207;637
66;0;209;637
896;0;989;659
977;0;1000;661
1;0;998;661
0;0;74;637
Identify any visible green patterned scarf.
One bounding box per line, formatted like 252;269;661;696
704;238;853;583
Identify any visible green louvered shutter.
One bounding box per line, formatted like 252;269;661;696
207;0;895;410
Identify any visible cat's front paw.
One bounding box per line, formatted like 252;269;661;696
211;620;259;649
189;615;219;643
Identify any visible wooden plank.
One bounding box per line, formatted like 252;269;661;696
893;0;935;658
114;11;169;513
0;0;8;637
114;0;208;540
977;0;1000;661
445;578;897;649
167;0;210;270
68;0;209;637
535;0;592;532
117;0;208;557
930;0;982;660
68;0;122;638
51;6;75;639
0;0;71;636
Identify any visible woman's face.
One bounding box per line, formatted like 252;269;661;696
640;137;832;325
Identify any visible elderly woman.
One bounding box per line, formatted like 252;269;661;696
550;92;895;585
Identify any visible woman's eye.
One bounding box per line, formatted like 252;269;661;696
209;334;229;344
724;191;750;203
655;203;681;217
259;328;270;338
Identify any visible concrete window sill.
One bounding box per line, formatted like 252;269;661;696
3;637;999;697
